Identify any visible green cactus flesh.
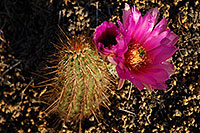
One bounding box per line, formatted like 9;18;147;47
45;34;112;123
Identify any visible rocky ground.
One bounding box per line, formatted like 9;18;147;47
0;0;199;132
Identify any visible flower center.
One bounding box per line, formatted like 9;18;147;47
97;28;118;48
125;44;147;70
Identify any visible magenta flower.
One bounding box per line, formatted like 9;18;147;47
93;21;127;64
94;4;179;91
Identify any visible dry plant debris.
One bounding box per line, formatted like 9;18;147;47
0;0;200;132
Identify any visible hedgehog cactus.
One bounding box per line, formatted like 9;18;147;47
41;27;114;131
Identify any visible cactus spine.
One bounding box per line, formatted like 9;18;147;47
41;27;114;131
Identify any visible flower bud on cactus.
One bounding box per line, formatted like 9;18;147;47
41;27;114;131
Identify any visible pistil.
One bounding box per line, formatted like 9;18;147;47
125;45;147;71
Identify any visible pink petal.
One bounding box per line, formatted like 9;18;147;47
93;21;119;55
143;28;178;52
124;14;137;42
144;7;159;24
94;21;112;45
160;37;171;45
147;45;178;64
142;17;168;48
132;7;159;44
97;42;114;55
117;19;125;33
132;16;149;43
143;83;154;91
143;29;170;51
131;5;141;24
107;55;117;65
132;62;175;90
166;32;179;46
160;61;175;76
143;7;159;31
115;35;128;56
122;3;132;29
116;62;130;79
140;65;170;82
152;17;168;36
117;79;125;90
131;70;157;85
130;78;145;90
152;82;167;90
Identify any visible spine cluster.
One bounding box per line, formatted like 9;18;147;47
41;28;114;130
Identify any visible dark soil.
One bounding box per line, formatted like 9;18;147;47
0;0;199;132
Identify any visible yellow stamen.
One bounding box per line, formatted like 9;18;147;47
125;45;147;70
